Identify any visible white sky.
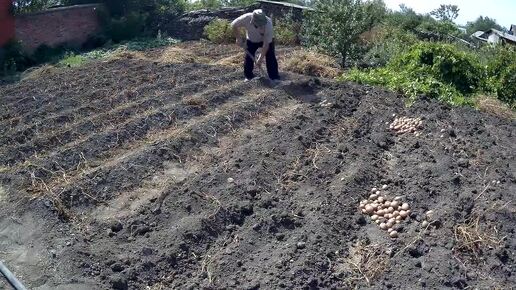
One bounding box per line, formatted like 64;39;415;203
383;0;515;28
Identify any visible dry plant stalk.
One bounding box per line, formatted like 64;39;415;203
454;215;504;259
342;241;389;287
283;49;340;78
475;95;515;120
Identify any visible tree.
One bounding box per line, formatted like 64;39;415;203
430;4;459;22
465;16;505;35
13;0;60;14
304;0;385;67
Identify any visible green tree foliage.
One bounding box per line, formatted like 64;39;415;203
465;16;505;35
484;46;516;105
275;13;302;45
386;4;460;37
12;0;59;13
303;0;385;67
188;0;223;10
430;4;459;21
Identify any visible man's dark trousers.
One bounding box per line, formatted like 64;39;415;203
245;39;280;80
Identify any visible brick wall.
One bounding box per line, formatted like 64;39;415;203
0;0;15;47
15;4;102;53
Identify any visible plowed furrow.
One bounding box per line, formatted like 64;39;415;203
11;79;250;184
0;59;157;118
0;63;231;137
33;87;291;211
0;71;241;166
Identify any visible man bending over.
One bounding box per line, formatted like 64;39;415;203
231;9;280;82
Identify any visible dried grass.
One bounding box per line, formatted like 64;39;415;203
454;215;504;259
21;65;57;81
474;95;515;120
215;54;243;67
336;240;389;288
159;47;210;64
109;49;148;61
283;49;340;78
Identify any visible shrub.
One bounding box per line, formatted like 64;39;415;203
106;12;148;42
478;46;516;105
204;19;234;44
343;42;482;106
275;18;301;46
389;42;481;95
1;40;31;75
494;63;516;106
31;44;71;63
360;26;418;67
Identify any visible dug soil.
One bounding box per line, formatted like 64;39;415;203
0;42;514;290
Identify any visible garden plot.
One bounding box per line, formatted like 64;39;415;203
0;42;514;290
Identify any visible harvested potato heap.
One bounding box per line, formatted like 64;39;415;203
389;115;423;136
359;185;411;238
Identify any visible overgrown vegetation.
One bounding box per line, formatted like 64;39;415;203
204;19;234;44
344;41;516;107
303;0;386;67
294;0;516;108
275;16;302;45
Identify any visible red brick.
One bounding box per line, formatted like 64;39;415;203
15;4;101;53
0;0;15;46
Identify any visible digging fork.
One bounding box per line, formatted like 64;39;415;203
239;42;267;77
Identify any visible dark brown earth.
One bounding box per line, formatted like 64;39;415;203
0;42;514;290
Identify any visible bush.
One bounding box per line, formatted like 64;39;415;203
31;44;72;63
496;64;516;105
106;12;148;42
360;26;418;67
1;40;32;75
343;42;483;105
275;18;301;46
477;46;516;105
390;42;481;94
303;0;386;67
204;19;234;44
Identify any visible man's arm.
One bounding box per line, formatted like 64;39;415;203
257;22;273;65
231;14;248;47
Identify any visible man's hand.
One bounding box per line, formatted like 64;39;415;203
236;37;245;48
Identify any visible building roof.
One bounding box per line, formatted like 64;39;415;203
257;0;314;11
472;28;516;43
510;24;516;33
490;29;516;42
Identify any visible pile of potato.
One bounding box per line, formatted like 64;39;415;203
389;115;423;136
359;185;411;238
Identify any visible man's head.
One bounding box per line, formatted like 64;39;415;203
251;9;267;27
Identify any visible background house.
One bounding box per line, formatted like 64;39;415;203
472;28;516;45
509;24;516;35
